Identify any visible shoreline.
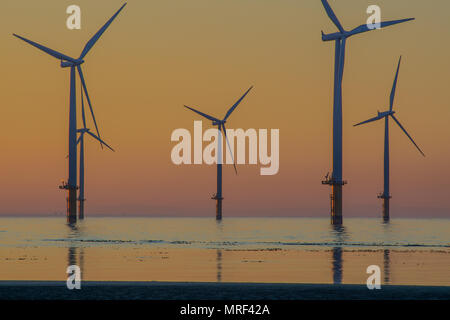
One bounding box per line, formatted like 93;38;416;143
0;281;449;300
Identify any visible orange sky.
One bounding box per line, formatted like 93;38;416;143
0;0;449;217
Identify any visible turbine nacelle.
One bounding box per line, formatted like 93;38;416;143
377;110;395;118
213;120;225;126
321;30;346;42
60;59;84;68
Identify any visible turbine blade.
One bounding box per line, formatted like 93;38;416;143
12;34;77;63
80;85;86;129
76;134;82;145
320;0;345;33
79;3;127;59
222;123;237;174
391;115;425;157
349;18;414;37
183;105;219;122
86;131;115;152
338;38;346;82
223;86;253;121
77;66;102;148
353;114;384;127
390;56;402;111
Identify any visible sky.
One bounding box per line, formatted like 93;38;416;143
0;0;449;218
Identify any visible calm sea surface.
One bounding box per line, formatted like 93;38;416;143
0;217;448;285
0;217;448;249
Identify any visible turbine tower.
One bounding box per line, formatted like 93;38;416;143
319;0;414;224
354;56;425;221
13;3;126;224
77;89;114;219
184;86;253;220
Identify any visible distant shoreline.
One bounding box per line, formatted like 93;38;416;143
0;216;449;219
0;281;449;300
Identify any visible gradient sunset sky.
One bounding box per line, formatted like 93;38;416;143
0;0;449;217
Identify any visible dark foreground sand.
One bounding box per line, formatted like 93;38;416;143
0;281;448;300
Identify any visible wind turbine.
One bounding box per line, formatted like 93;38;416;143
13;3;126;224
354;56;425;221
319;0;414;224
184;86;253;220
77;89;114;220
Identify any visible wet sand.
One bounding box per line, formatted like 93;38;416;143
1;247;449;286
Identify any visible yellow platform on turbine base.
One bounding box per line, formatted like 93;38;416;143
321;178;347;186
58;182;78;190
